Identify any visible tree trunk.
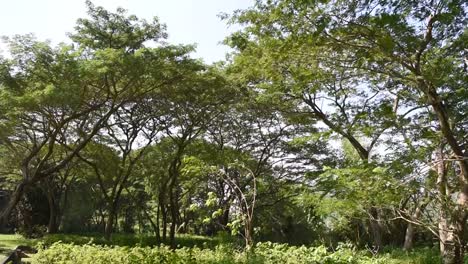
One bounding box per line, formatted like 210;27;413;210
47;198;58;233
0;181;27;228
369;208;383;250
58;185;70;230
156;204;161;243
403;222;415;251
435;147;466;264
220;207;230;229
105;206;116;241
437;147;449;254
423;86;468;264
162;204;167;242
169;189;178;249
403;206;422;251
167;151;183;249
244;220;253;249
439;198;467;264
440;231;462;264
159;195;168;242
45;187;59;234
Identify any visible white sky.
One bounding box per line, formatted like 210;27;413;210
0;0;253;63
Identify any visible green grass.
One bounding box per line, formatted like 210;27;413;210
0;234;36;259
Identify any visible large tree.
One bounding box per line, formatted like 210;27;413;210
227;0;467;262
0;1;195;229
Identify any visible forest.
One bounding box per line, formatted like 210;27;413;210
0;1;466;263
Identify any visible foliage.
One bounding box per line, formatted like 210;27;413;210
30;241;450;264
1;1;467;263
38;233;220;249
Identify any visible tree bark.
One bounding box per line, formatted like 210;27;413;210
403;222;415;251
403;205;422;251
434;147;466;264
156;204;161;243
244;220;253;249
104;205;117;241
46;192;59;234
220;207;230;229
44;180;61;234
169;188;178;249
0;181;27;228
158;187;168;242
369;207;383;250
162;212;167;242
167;146;184;249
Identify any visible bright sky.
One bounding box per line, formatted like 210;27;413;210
0;0;253;63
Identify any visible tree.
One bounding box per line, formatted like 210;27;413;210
227;1;467;262
0;1;195;231
74;105;158;240
158;66;234;248
0;35;119;228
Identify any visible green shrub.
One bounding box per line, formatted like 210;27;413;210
31;242;444;264
40;233;219;248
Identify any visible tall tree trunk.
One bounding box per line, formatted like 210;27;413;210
169;188;178;249
424;86;468;264
167;150;183;249
58;185;70;230
437;147;449;255
369;208;383;250
161;204;167;242
0;181;27;229
159;193;167;242
403;205;422;251
156;204;161;243
220;207;230;229
46;193;58;233
435;147;466;264
105;205;117;241
44;181;61;234
403;222;415;251
244;220;253;249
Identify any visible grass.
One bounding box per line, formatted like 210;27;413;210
0;234;36;260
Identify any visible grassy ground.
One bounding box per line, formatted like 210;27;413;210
0;234;36;260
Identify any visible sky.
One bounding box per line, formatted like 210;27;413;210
0;0;254;63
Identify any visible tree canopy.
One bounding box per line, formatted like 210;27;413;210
0;1;466;264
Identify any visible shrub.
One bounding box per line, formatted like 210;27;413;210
31;242;444;264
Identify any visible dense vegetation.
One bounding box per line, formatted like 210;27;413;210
0;0;466;263
31;242;443;264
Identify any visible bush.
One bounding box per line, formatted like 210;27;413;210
16;225;47;239
39;233;219;249
31;242;444;264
